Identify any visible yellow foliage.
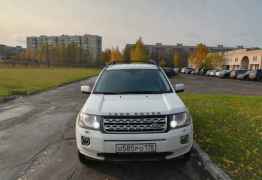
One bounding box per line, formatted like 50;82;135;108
110;47;122;62
191;43;208;68
130;37;148;62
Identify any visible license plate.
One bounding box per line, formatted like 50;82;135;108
115;143;156;153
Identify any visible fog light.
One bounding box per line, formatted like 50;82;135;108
180;135;189;144
81;136;90;145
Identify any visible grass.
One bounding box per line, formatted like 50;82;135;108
180;93;262;180
0;68;100;97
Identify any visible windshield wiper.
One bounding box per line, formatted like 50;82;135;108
93;92;120;95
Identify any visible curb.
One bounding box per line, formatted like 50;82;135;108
193;143;232;180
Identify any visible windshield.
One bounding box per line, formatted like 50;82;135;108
93;69;172;94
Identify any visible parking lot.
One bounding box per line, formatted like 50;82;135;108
173;74;262;96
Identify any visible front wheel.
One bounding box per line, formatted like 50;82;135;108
78;151;87;164
182;149;192;161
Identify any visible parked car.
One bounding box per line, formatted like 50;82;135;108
173;67;180;74
180;67;186;74
218;70;232;78
199;68;209;76
230;70;248;79
205;70;212;76
184;68;194;74
237;70;251;80
190;69;199;75
215;70;223;77
163;67;176;77
209;70;219;77
76;63;193;162
249;70;262;81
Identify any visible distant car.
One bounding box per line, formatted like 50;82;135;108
218;70;232;78
230;70;248;79
180;67;188;74
163;67;176;77
249;70;262;81
184;68;194;74
205;70;212;76
173;67;180;74
191;69;200;75
199;68;209;76
237;70;251;80
215;70;223;77
209;70;219;77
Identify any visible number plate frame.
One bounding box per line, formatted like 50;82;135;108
115;143;156;153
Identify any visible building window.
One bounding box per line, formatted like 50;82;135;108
235;58;238;62
253;56;257;61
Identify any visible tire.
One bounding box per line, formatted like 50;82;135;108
78;151;87;164
182;149;192;161
78;151;100;165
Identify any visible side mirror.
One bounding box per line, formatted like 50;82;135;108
175;83;185;93
81;85;92;94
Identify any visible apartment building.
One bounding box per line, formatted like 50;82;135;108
27;34;102;61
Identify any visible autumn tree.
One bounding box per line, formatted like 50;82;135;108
173;52;182;68
111;47;122;62
24;48;34;61
130;38;148;62
190;43;208;69
101;49;111;64
122;46;131;63
203;53;225;69
159;57;166;67
17;43;94;66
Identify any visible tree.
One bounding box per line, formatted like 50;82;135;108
111;47;122;62
24;48;34;61
122;46;131;63
203;53;224;69
101;49;111;64
130;37;148;62
173;52;182;68
159;57;166;67
190;43;208;69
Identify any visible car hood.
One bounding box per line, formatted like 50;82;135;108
81;93;186;116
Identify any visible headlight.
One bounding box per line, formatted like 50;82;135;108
170;111;191;129
78;113;101;130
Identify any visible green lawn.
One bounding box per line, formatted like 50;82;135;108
180;94;262;180
0;68;100;97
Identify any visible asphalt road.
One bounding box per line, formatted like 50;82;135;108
0;76;212;180
174;74;262;96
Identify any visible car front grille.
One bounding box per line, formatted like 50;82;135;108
102;115;168;134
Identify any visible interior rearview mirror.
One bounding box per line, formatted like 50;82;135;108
175;83;185;93
81;85;92;94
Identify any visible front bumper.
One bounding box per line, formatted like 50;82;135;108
76;122;193;161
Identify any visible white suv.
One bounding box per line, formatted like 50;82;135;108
76;63;193;162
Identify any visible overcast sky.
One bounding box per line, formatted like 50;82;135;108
0;0;261;49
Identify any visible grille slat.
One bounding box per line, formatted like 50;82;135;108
102;116;167;134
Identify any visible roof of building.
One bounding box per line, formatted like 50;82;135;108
106;63;158;70
126;43;236;50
